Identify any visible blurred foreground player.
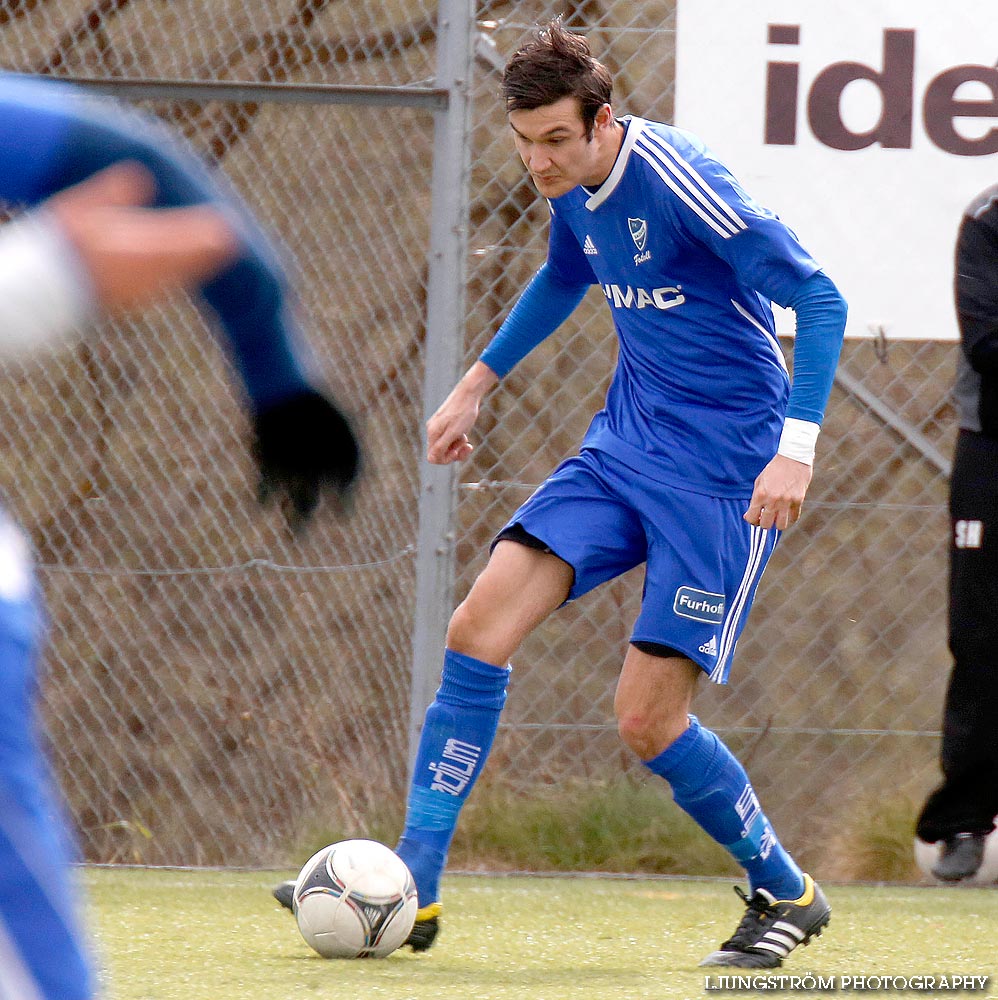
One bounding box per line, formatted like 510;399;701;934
916;184;998;882
277;19;846;967
0;74;359;999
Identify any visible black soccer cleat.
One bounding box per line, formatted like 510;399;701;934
932;832;987;882
699;874;830;969
405;903;441;952
272;879;296;911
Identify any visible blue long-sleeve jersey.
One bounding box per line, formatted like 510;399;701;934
0;73;310;411
482;117;847;497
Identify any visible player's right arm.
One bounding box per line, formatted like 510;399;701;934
426;264;588;465
426;360;499;464
427;207;593;465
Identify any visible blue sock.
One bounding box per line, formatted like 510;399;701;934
396;649;510;907
644;716;805;900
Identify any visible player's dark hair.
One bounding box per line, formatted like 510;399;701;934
501;19;613;139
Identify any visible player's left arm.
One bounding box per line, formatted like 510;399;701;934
743;270;847;530
661;147;848;529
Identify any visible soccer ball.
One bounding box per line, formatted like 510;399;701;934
292;839;418;958
914;818;998;885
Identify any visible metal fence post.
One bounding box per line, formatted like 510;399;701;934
408;0;475;774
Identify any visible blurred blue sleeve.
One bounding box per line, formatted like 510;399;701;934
0;73;310;411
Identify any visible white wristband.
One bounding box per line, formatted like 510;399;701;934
0;212;95;357
777;417;820;466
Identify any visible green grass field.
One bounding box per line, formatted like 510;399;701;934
84;868;998;999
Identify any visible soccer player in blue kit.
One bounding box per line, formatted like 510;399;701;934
275;17;847;965
0;74;360;999
401;21;846;967
268;16;850;965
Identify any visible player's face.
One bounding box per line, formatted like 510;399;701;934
508;97;613;198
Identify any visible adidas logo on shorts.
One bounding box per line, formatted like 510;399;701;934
699;635;718;657
583;234;598;255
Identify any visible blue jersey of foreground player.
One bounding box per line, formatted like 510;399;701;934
483;117;832;498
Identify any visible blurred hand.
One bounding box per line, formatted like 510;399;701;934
46;161;239;309
253;388;361;532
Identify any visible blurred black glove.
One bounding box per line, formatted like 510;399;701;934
252;388;361;532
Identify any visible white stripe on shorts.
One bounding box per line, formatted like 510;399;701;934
711;524;771;682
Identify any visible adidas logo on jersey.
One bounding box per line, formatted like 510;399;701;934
583;234;598;255
698;635;718;657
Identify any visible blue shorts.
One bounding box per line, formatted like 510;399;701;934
497;448;779;683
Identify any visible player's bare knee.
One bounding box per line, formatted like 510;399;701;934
616;712;662;760
616;707;692;760
445;598;482;652
445;596;516;664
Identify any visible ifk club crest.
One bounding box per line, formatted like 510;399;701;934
628;217;648;251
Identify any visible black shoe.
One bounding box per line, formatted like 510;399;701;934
932;833;986;882
699;874;831;968
405;903;441;952
272;879;296;911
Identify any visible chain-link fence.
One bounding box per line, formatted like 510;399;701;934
0;1;954;877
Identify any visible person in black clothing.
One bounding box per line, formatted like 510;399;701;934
916;183;998;882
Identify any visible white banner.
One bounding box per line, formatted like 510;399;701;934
674;1;998;339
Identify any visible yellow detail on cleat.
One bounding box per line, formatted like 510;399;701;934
415;902;442;922
781;873;815;907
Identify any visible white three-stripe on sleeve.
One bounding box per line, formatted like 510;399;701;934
634;130;747;240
